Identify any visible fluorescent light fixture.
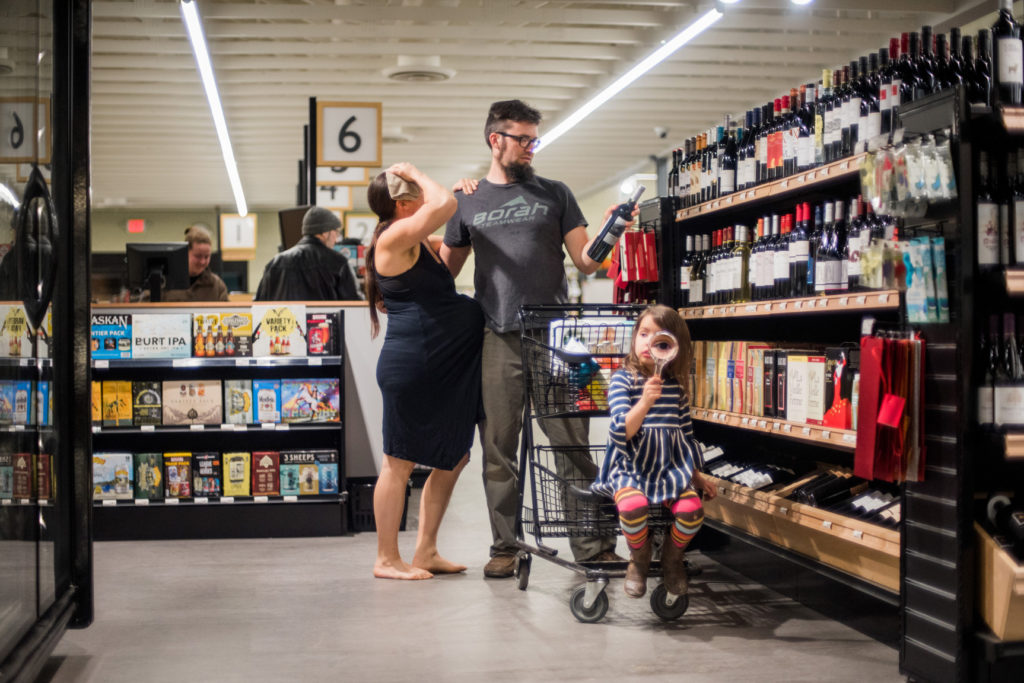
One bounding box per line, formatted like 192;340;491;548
180;0;247;216
536;8;724;152
790;0;814;5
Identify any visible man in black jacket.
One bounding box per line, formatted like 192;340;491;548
255;207;362;301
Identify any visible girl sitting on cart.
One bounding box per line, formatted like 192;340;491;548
591;304;717;598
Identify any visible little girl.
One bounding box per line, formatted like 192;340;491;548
591;304;717;598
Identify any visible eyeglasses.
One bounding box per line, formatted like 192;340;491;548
494;131;541;152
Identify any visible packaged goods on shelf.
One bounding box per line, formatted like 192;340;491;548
0;453;12;499
253;379;281;424
252;304;307;357
192;452;222;497
91;312;132;359
252;451;280;496
133;453;163;500
131;313;191;359
93;452;133;500
223;380;254;424
161;380;223;425
101;381;132;427
222;452;251;497
163;453;192;499
281;379;340;423
131;381;162;426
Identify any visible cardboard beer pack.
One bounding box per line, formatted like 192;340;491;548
222;452;251;497
133;453;163;500
102;381;132;427
281;379;340;423
163;452;192;499
192;452;222;497
223;380;254;424
91;312;132;359
36;453;52;500
305;312;339;356
251;451;280;496
251;304;306;357
12;452;32;499
0;304;32;358
253;379;281;423
0;453;12;499
93;452;133;501
316;450;339;495
132;381;163;426
131;313;191;359
162;380;223;425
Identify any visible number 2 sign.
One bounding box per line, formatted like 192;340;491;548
316;101;381;167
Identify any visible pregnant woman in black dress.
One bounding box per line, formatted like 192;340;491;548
366;163;484;580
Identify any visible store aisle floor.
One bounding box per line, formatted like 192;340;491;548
40;467;902;683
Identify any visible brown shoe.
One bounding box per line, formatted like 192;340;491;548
623;542;653;598
585;549;626;563
661;541;689;596
483;553;516;578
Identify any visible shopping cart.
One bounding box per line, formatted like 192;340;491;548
512;304;691;623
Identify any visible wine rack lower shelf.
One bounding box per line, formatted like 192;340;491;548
703;474;899;593
680;290;899;321
691;408;857;452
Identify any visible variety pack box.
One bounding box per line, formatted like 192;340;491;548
91;312;132;359
281;379;340;423
253;379;281;423
132;313;191;359
162;380;223;425
222;452;251;497
132;381;163;426
93;452;133;500
223;380;254;424
252;451;280;496
163;452;192;498
281;450;329;496
192;452;222;497
252;304;307;357
133;453;163;500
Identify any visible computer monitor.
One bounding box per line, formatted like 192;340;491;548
278;206;310;251
126;242;189;302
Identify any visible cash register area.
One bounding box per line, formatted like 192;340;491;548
37;439;901;683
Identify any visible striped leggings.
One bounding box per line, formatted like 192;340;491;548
613;487;704;550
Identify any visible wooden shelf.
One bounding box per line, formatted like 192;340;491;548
691;407;857;452
1004;432;1024;460
680;289;899;321
1004;268;1024;297
674;153;866;223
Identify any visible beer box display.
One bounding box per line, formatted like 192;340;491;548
316;450;339;495
34;381;51;426
132;381;162;426
36;453;51;500
253;379;281;423
280;450;319;495
0;453;12;499
251;451;280;496
192;452;222;497
0;381;13;425
0;304;32;358
222;452;251;497
163;452;192;498
305;312;339;356
161;379;223;425
10;381;30;425
132;313;191;359
218;311;253;357
92;381;102;425
91;312;132;359
12;453;32;499
93;452;133;500
805;355;827;426
281;379;340;423
133;453;163;500
102;380;133;427
223;380;254;424
252;304;307;357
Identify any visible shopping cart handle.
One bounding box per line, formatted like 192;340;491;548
567;484;603;502
552;347;596;365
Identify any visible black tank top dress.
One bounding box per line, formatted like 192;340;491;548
376;243;484;470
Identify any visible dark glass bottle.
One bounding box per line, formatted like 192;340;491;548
949;27;965;86
977;29;995;106
880;40;897;135
775;213;792;299
863;53;881;145
977;150;1001;269
816;69;830;166
847;197;864;291
797;84;816;172
807;203;824;295
916;25;937;99
935;32;951;91
993;0;1023;105
979;315;997;427
789;202;810;297
832;199;849;294
679;234;693;308
814;201;835;296
901;32;921;107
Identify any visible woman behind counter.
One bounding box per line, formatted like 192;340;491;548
163;224;229;302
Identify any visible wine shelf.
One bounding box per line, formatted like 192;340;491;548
91;356;340;369
95;493;346;507
679;289;899;321
91;423;338;435
691;408;857;452
674;153;866;223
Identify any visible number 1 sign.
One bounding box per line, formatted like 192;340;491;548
316;101;382;167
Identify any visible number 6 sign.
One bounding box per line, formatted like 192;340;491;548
316;101;382;167
0;97;50;164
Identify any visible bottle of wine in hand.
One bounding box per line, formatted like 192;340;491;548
586;185;645;263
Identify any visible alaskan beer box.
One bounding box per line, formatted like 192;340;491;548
132;381;162;426
281;379;340;423
305;312;339;356
222;452;251;497
251;451;280;496
91;312;132;359
161;380;223;425
251;304;307;357
0;304;32;358
93;452;133;501
132;313;191;359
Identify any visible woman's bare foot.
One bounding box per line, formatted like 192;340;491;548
374;557;433;580
412;550;467;574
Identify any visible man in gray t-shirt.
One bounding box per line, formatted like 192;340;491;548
442;99;627;578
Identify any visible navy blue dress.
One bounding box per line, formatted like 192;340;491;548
376;243;484;470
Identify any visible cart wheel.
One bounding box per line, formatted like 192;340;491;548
650;583;689;621
569;584;609;623
515;553;531;591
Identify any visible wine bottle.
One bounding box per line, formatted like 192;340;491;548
586;185;645;263
978;29;995;107
843;62;860;158
689;234;707;307
948;27;965;87
978;151;1001;269
1014;149;1024;265
774;213;792;299
916;25;937;99
769;98;782;180
993;0;1024;106
797;84;816;172
995;312;1024;428
980;315;998;427
880;40;897;135
807;202;824;295
832;199;849;294
901;32;921;108
679;234;693;308
789;202;811;297
732;224;751;303
987;494;1024;560
847;197;863;291
720;125;737;196
815;202;835;296
863;53;881;145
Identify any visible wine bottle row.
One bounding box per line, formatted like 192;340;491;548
679;196;900;307
976;148;1024;270
667;7;1024;208
978;312;1024;430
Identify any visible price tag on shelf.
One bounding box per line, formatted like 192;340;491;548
190;424;205;431
195;497;209;505
254;496;269;503
94;360;109;369
277;424;291;431
779;506;788;515
739;192;748;200
709;308;717;316
284;495;299;503
839;161;850;171
783;424;792;433
802;427;811;435
822;430;831;439
839;298;849;307
856;295;866;305
1;499;9;506
817;298;828;308
134;499;150;506
235;425;247;432
235;358;251;367
822;520;833;529
92;425;101;433
221;497;235;504
257;357;275;366
141;425;155;432
712;412;719;420
852;530;864;539
12;425;23;432
221;423;235;431
794;300;803;309
712;201;720;209
797;174;806;183
261;423;276;430
773;422;781;430
741;417;749;425
780;180;789;189
842;433;857;444
102;499;117;506
725;197;733;205
879;293;890;304
729;306;737;314
308;357;323;366
745;305;756;313
776;302;786;310
758;420;767;428
165;498;179;505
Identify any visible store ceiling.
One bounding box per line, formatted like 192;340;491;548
78;0;994;211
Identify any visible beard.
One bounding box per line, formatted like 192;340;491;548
504;160;535;183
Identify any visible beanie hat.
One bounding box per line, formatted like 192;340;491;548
386;172;422;201
302;206;342;236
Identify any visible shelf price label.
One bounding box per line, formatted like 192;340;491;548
316;101;382;167
842;433;857;444
134;499;150;506
802;427;811;435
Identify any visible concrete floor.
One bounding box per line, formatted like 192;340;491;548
39;469;903;683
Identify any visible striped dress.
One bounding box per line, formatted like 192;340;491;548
591;369;704;504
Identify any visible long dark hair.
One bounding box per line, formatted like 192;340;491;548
623;304;693;395
365;172;397;338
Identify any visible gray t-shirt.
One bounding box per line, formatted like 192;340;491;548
444;176;587;333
